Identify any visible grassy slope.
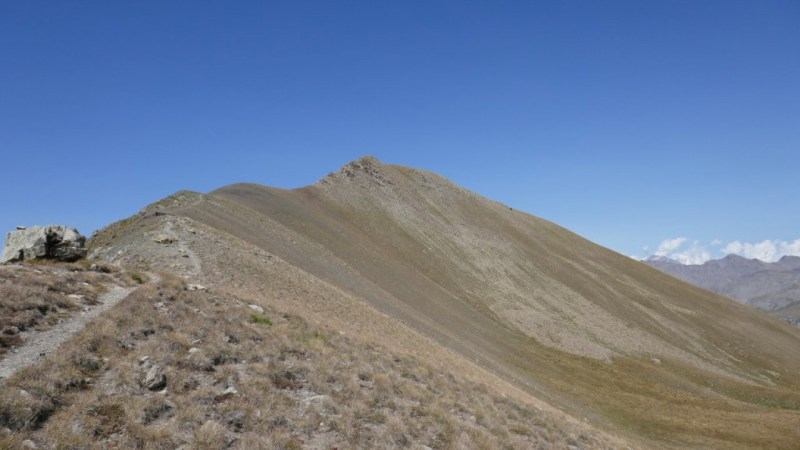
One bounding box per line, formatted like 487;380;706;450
164;158;800;449
2;273;620;449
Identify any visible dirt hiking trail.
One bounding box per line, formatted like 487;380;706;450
0;283;140;382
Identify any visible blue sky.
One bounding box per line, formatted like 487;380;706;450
2;1;798;262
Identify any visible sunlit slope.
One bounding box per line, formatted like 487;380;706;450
173;157;800;448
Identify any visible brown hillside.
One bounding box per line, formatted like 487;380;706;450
89;157;800;449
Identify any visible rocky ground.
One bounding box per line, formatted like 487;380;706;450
0;267;618;449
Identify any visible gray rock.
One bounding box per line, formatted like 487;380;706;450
153;235;174;244
215;386;238;401
2;225;86;263
186;284;206;291
142;365;167;391
248;304;264;314
225;410;245;431
143;398;175;423
21;440;38;449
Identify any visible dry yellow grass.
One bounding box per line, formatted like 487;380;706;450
0;261;129;358
0;273;617;449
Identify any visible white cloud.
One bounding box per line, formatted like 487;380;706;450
639;237;800;265
723;239;800;262
654;237;687;256
779;239;800;257
669;241;711;265
723;240;775;261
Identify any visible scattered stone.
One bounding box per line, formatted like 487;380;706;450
20;440;37;449
188;347;200;354
215;386;238;401
76;356;104;372
186;284;206;291
248;304;264;314
64;377;92;390
226;410;245;431
2;225;87;264
153;235;175;244
651;358;662;365
143;398;175;423
142;365;167;391
67;294;84;300
269;415;288;428
303;394;331;404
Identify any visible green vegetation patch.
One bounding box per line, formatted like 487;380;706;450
249;314;272;325
130;272;146;284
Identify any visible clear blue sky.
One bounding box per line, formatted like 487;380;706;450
2;1;798;262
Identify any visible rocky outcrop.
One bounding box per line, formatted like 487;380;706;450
138;357;167;391
2;225;87;264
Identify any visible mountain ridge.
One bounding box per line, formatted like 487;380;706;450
87;157;800;449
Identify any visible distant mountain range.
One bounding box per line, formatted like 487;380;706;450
645;254;800;326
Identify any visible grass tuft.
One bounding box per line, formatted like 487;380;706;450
130;272;146;284
249;314;272;326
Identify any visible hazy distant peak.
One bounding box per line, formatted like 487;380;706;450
645;255;680;264
713;254;772;270
720;253;749;262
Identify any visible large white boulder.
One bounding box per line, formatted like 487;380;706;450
2;225;87;263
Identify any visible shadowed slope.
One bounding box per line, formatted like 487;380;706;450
98;157;800;448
